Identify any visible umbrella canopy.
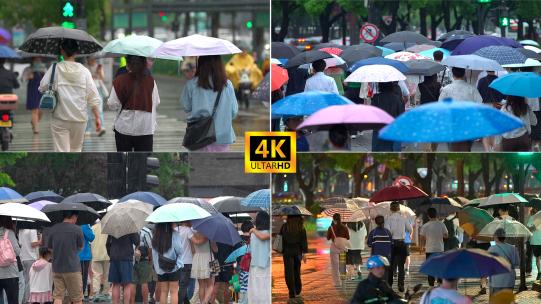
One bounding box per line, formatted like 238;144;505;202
529;210;541;229
272;91;353;118
479;193;528;208
441;54;503;71
42;202;99;225
383;42;415;52
61;193;111;211
225;245;248;264
458;207;494;237
474;46;527;65
319;47;343;56
146;203;211;223
168;197;218;214
241;189;270;210
339;45;382;65
299;54;345;69
502;58;541;68
322;208;355;221
312;43;346;50
0;187;28;204
379;99;524;143
418;48;451;59
0;45;20;59
252;72;270;103
28;200;57;211
272;205;312;217
384;51;430;61
419;248;511;279
452;35;522;56
464;197;488;208
370;184;428;203
453;197;471;206
356;202;415;219
524;45;541;53
402;59;445;76
271;64;288;91
519;40;540;47
283;50;332;68
438;30;474;42
478;219;531;238
101;200;153;238
348;57;409;74
489;72;541;98
376;46;395;56
152;34;241;57
25;191;64;203
191;213;242;246
209;196;262;214
119;191;167;207
405;44;437;53
381;31;433;45
345;64;406;83
0;28;11;45
20;26;102;55
526;198;541;210
0;203;50;222
440;35;476;51
516;48;541;59
297;104;394;132
102;35;173;59
271;42;300;59
418;197;462;217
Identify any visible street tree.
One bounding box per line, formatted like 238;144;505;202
0;153;26;187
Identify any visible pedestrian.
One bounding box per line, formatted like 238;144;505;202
280;215;308;304
324;66;345;95
214;241;236;304
385;201;412;292
477;71;505;152
443;213;459;251
131;225;154;304
107;55;160;152
106;232;140;304
284;117;309;152
417;74;441;105
21;57;46;134
38;39;102;152
17;228;39;303
367;216;392;263
487;228;519;295
420;208;449;287
527;210;541;280
0;58;19;94
433;51;452;87
90;220;110;301
181;55;239;152
247;211;271;304
350;255;401;304
419;278;472;304
191;231;217;304
46;211;84;304
285;68;308;96
238;221;254;304
151;223;184;304
326;213;350;288
78;224;94;300
371;82;405;152
85;57;107;137
0;216;21;303
500;95;537;151
304;59;339;94
346;221;367;280
28;248;53;304
180;58;197;80
328;125;349;151
175;222;194;304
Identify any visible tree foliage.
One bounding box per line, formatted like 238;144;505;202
0;153;27;187
150;153;190;199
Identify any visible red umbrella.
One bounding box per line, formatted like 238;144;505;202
319;47;343;56
271;64;288;91
370;184;428;203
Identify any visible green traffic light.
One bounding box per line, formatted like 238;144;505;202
499;17;509;27
161;15;168;22
246;21;253;29
62;1;74;18
61;21;75;29
478;0;491;3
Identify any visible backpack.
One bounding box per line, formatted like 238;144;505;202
0;230;16;267
443;218;459;250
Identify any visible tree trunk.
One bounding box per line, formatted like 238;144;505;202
348;13;360;45
419;7;428;36
272;0;295;42
527;19;537;40
210;12;220;38
517;17;524;40
430;14;439;41
182;12;191;37
456;159;465;196
442;0;451;31
353;162;362;197
482;154;491;197
422;154;435;195
467;169;482;198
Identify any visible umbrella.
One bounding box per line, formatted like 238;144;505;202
0;187;28;204
42;202;99;225
25;191;64;203
319;47;343;56
524;45;541;53
529;210;541;229
101;200;153;238
28;200;57;211
464;197;488;208
322;208;355;221
502;58;541;68
191;213;242;246
418;197;462;217
225;245;248;264
102;35;175;60
272;205;312;217
271;64;288;91
252;72;270;103
406;44;437;53
384;51;430;62
383;42;415;52
419;248;511;279
0;28;11;44
0;45;20;59
297;104;394;132
516;48;541;59
272;91;353;118
154;34;241;56
402;59;445;76
376;46;395;56
20;26;102;55
313;43;346;50
61;193;111;211
438;30;474;42
440;35;476;51
441;54;503;71
345;65;406;83
119;191;167;207
519;40;540;47
381;31;434;45
355;201;415;219
299;54;345;69
271;42;300;59
370;184;428;203
146;203;211;223
453;197;471;206
339;45;382;65
379;99;524;143
168;197;218;214
474;46;527;65
0;203;50;222
479;193;528;208
348;57;409;74
451;35;522;56
283;50;332;68
270;58;283;65
526;198;541;210
209;196;263;214
458;207;494;237
489;72;541;98
477;219;531;238
241;189;270;210
419;48;451;60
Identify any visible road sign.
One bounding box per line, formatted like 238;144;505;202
393;176;414;186
360;23;379;43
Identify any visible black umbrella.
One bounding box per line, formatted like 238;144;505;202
441;35;473;51
25;191;64;203
403;59;445;76
312;43;347;50
383;42;416;52
284;50;332;68
381;31;434;45
61;193;111;211
271;42;301;59
418;197;462;217
212;197;263;214
340;45;382;65
517;48;541;60
20;26;102;56
42;202;99;225
526;198;541;209
438;30;474;42
273;205;312;216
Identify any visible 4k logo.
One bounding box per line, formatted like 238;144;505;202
245;132;296;173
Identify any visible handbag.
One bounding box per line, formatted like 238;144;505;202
331;226;350;253
272;234;283;253
239;244;251;272
39;63;58;110
209;241;221;276
182;89;222;151
158;253;177;273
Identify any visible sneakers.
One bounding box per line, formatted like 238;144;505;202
479;287;487;295
398;286;405;293
97;129;106;137
537;273;541;280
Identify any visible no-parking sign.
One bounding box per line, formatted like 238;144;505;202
360;23;380;43
393;176;414;186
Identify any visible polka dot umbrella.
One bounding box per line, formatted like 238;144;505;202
19;26;102;56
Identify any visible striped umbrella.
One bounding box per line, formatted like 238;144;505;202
241;189;270;210
322;208;354;221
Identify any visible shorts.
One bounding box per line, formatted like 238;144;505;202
109;260;133;284
405;244;411;256
133;260;153;284
346;249;362;265
157;269;182;282
53;272;83;302
532;245;541;257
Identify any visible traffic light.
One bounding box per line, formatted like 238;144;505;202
159;11;167;22
62;1;74;17
478;0;491;3
61;21;76;29
245;20;253;29
146;156;160;188
499;17;510;27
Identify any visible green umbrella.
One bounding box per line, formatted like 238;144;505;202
478;219;532;238
145;203;211;223
458;206;494;237
102;35;181;60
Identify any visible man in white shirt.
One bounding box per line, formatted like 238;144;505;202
304;59;339;94
176;222;195;304
384;201;412;292
420;208;448;287
18;229;39;303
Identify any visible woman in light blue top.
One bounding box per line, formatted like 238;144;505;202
248;211;271;303
181;55;239;152
151;223;184;304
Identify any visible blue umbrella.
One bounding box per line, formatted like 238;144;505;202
348;57;409;74
271;91;353;118
225;245;248;264
419;47;450;59
0;187;28;204
474;45;527;65
375;46;395;57
241;189;270;210
191;213;242;246
452;35;522;55
489;72;541;98
379;99;524;143
0;45;20;59
119;191;167;207
420;248;511;279
25;191;64;203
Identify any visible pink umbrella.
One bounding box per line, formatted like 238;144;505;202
319;47;343;56
385;51;430;61
405;44;437;53
298;104;394;132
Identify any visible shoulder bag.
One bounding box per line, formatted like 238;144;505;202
239;243;251;272
182;89;222;151
158;240;178;273
209;241;221;276
331;226;351;253
39;63;58;111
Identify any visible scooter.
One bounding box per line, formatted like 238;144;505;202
0;94;17;151
238;69;252;109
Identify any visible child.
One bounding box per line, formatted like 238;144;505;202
238;220;254;304
29;247;53;304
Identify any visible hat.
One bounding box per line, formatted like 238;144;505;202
367;255;390;269
494;228;506;238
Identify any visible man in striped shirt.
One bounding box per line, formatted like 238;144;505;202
367;215;393;285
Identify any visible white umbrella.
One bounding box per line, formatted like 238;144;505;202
270;58;282;65
502;58;541;68
477;219;531;238
384;51;430;61
356;201;415;220
345;64;406;83
479;193;528;208
101;200;153;239
524;45;541;53
529;210;541;229
441;54;503;71
152;34;241;57
0;203;50;222
299;54;346;69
